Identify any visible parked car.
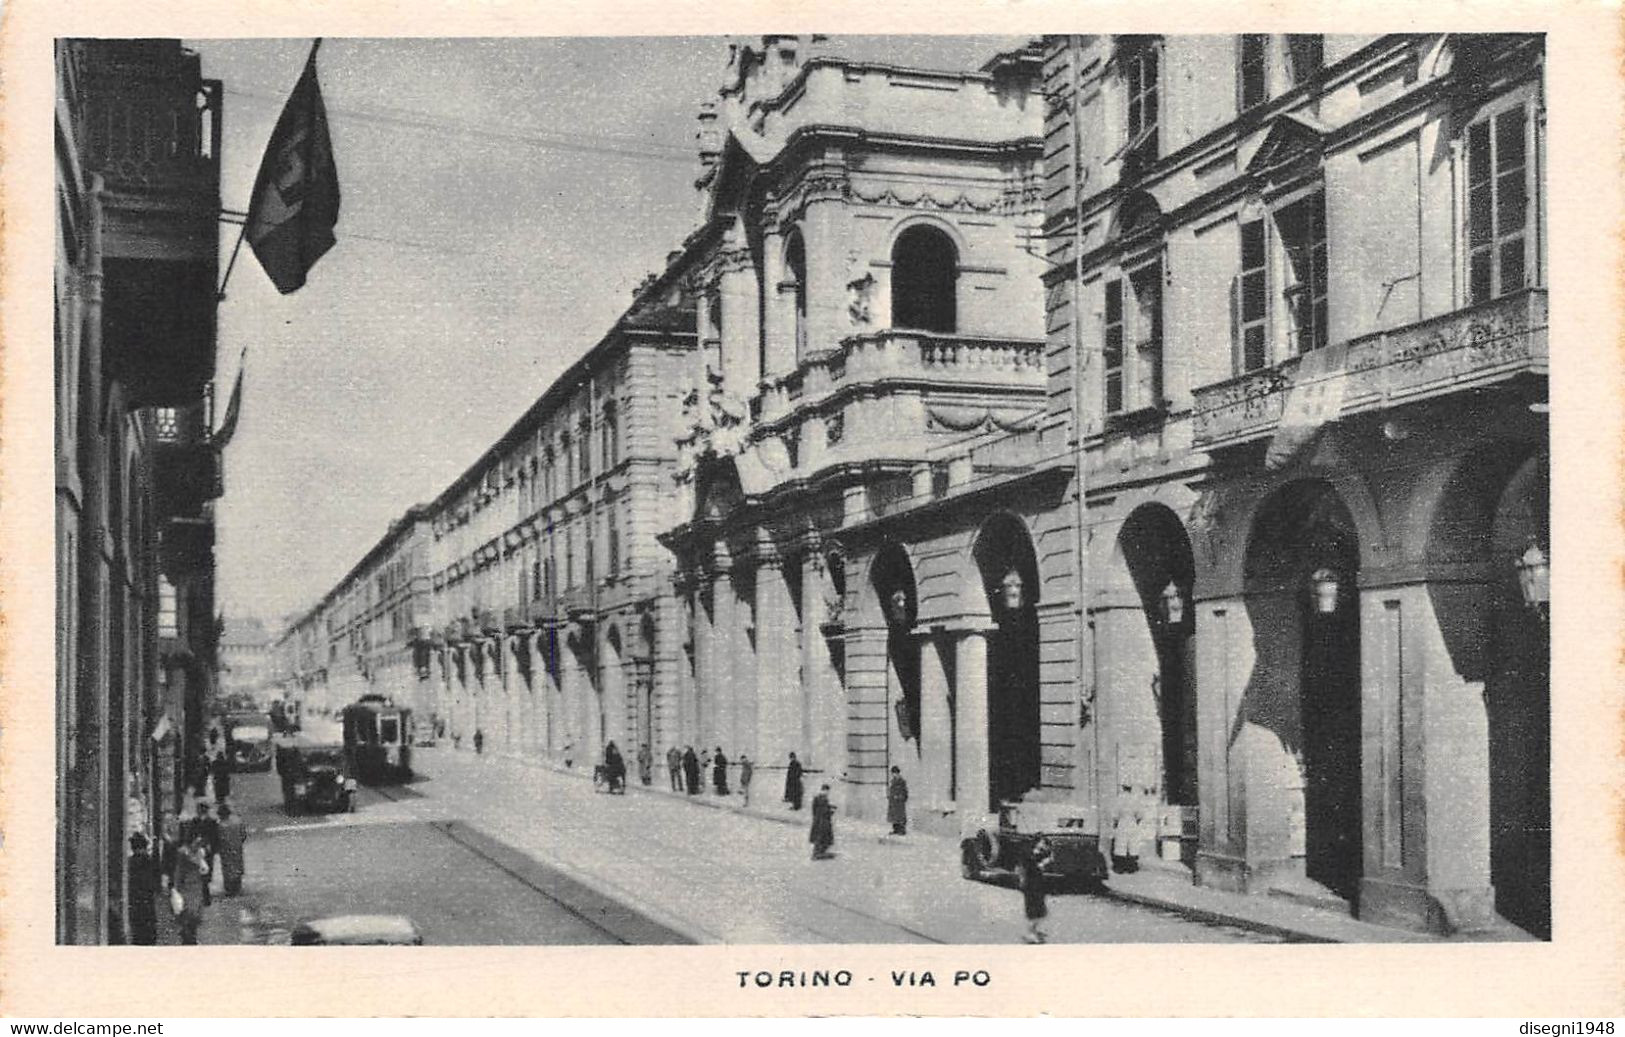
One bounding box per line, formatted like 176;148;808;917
960;795;1109;890
289;915;423;945
276;743;357;814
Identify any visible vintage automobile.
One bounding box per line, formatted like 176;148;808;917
276;743;358;814
959;794;1110;890
289;915;423;945
223;712;273;772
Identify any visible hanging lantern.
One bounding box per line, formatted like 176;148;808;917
1159;580;1186;627
1515;541;1550;615
999;570;1026;611
886;588;911;628
1309;568;1341;615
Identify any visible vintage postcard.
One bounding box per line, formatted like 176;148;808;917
2;0;1621;1019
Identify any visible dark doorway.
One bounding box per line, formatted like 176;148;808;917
975;514;1042;811
1300;572;1363;900
1246;480;1364;903
891;225;958;333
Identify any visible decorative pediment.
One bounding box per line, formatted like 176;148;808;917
1244;113;1328;182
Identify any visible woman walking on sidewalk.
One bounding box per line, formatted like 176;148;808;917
683;746;701;795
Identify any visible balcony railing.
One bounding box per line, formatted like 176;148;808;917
758;329;1045;423
77;41;221;194
1192;288;1547;450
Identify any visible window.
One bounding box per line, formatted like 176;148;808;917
158;578;178;638
785;231;808;357
607;506;621;576
1102;260;1165;417
1122;37;1160;175
601;407;618;469
1238;218;1269;371
1130;259;1165;408
542;448;556;502
1238;34;1269;111
1103;278;1125;414
1277;190;1328;353
1285;35;1324;85
1466;101;1533;304
891;225;958;333
561;433;575;488
565;526;575;589
579;421;593;482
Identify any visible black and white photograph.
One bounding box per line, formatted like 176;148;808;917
11;4;1623;1020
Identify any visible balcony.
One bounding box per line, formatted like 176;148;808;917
1192;289;1548;451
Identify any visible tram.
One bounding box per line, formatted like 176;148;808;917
340;694;414;784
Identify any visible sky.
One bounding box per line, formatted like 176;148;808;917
192;35;1025;629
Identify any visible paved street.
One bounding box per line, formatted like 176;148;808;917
183;732;1281;945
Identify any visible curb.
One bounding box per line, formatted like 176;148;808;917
1095;885;1337;943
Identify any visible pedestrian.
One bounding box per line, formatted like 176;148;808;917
188;748;209;799
126;833;159;946
700;747;711;779
809;784;836;859
637;743;653;787
603;740;626;793
170;835;209;945
474;728;485;755
564;738;574;769
186;800;220;906
1020;840;1054;943
887;765;909;836
712;747;729;796
210;747;232;802
784;752;804;811
739;754;753;807
683;745;701;796
217;802;246;896
667;746;682;791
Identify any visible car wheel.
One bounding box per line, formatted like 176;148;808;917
960;840;979;880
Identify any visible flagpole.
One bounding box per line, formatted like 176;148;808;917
217;222;250;302
217;38;325;302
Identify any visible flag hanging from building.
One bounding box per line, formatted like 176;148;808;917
213;347;247;448
245;40;340;294
1264;341;1349;470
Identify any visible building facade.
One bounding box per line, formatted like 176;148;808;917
55;40;226;943
1042;33;1548;936
217;616;275;707
268;34;1548;938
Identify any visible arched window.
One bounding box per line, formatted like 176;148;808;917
891;225;958;333
784;230;808;357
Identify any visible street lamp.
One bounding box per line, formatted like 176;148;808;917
1159;580;1186;628
999;569;1026;612
1309;568;1341;615
1515;541;1550;617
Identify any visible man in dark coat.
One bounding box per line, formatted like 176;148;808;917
712;748;729;795
667;746;683;791
185;800;220;906
189;749;210;799
887;765;909;835
810;784;836;859
682;746;701;795
784;752;805;811
604;741;626;793
126;833;159;945
210;748;232;802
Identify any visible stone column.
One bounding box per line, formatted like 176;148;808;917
692;582;713;748
953;624;993;818
841;625;890;821
557;630;583;766
916;631;955;818
711;562;738;756
717;230;762;402
800;167;849;356
753;554;797;764
1092;599;1164;829
1357;579;1494;933
801;549;841;774
761;226;798;382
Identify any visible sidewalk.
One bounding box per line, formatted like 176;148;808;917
415;745;1457;944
